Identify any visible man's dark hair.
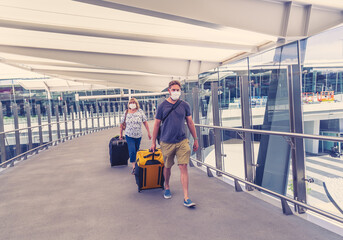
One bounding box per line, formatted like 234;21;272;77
168;80;181;89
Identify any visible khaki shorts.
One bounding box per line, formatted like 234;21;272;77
160;139;191;168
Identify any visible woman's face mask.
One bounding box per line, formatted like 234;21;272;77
170;91;181;100
129;103;136;109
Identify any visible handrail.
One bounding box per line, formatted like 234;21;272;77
190;157;343;224
0;125;113;168
194;123;343;142
0;114;116;135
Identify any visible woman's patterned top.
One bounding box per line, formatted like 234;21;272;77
120;109;147;138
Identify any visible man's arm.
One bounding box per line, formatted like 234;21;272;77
186;115;199;152
150;119;161;151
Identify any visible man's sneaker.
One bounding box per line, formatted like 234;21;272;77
184;198;196;207
164;189;172;199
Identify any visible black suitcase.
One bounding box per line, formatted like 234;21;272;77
109;136;129;166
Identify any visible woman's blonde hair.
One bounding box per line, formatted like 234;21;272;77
127;97;140;109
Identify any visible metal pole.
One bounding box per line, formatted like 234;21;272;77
55;105;61;141
90;105;94;131
192;87;203;166
102;104;106;128
77;103;82;134
0;102;6;163
85;105;89;132
25;103;33;150
71;105;75;136
288;60;307;213
36;104;43;146
12;103;21;155
107;103;111;127
240;75;254;190
63;104;68;137
96;102;100;129
211;82;223;176
47;104;52;143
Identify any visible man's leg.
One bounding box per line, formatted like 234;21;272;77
164;167;171;190
160;141;175;199
175;139;195;207
178;164;189;200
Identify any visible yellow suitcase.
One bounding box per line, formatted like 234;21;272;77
134;149;164;192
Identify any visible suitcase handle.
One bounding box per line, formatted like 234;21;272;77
143;153;160;160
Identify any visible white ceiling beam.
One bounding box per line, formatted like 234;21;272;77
0;19;256;51
303;5;312;36
281;2;292;38
71;78;164;92
81;0;342;38
0;45;219;77
30;69;172;91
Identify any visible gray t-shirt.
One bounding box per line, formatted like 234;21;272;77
155;100;191;144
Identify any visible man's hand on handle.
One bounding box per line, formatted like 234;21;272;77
150;142;156;152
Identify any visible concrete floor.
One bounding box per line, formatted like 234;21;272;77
0;123;342;240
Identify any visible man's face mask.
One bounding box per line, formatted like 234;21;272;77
170;91;181;100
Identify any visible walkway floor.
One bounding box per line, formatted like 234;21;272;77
0;123;341;240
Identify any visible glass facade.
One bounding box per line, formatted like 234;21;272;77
184;25;343;220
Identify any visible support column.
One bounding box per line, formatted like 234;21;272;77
102;104;106;128
107;103;111;127
63;104;68;137
36;105;43;145
85;106;89;132
96;103;100;129
77;103;82;134
211;82;222;176
304;120;320;154
192;87;203;165
240;75;254;190
13;104;21;156
71;106;75;136
55;105;61;140
90;106;94;130
47;104;52;143
288;62;307;213
25;103;33;150
0;102;6;163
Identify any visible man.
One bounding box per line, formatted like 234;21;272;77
150;80;199;208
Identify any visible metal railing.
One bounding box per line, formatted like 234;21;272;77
0;101;157;166
0;115;114;168
192;123;343;224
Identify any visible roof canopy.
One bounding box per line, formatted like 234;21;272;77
0;0;342;91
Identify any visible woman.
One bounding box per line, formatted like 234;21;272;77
120;98;151;174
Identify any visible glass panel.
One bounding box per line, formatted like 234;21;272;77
250;41;298;195
198;69;218;169
302;26;343;217
219;60;247;179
